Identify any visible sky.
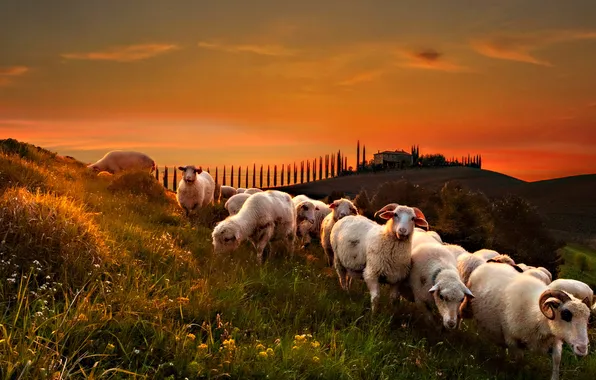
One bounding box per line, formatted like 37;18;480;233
1;0;596;182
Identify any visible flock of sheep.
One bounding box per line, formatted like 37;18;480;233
88;150;594;380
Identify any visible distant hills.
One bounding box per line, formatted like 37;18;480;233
269;167;596;240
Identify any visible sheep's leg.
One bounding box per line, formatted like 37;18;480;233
389;283;400;304
550;340;563;380
323;245;334;267
335;261;349;291
255;225;275;264
364;277;381;314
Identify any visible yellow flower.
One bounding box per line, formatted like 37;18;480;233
106;343;115;351
77;313;88;322
258;351;268;358
198;343;208;351
311;341;320;348
294;334;307;342
312;356;320;363
292;345;299;350
256;343;266;351
187;333;196;341
266;348;274;356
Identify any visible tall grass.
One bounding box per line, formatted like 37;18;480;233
1;140;595;379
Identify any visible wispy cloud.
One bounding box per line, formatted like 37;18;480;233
0;65;29;86
337;70;384;86
471;30;596;66
198;41;297;57
399;49;470;72
61;44;179;62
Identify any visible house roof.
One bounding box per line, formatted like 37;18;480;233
374;149;412;155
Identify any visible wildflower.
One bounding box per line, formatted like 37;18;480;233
312;356;320;363
266;348;274;356
133;349;140;354
222;339;236;350
292;345;299;350
258;351;268;358
198;343;208;351
294;334;307;342
311;341;320;348
77;313;88;322
256;343;266;351
177;296;190;304
187;333;196;341
106;343;115;351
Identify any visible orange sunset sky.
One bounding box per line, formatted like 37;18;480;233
1;0;596;181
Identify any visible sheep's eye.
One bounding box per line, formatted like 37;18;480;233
439;294;444;301
561;309;573;322
411;216;415;221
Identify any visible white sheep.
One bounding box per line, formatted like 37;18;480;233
219;185;237;200
457;251;520;286
176;166;215;216
444;244;468;260
473;249;500;260
405;242;474;329
236;188;247;194
224;193;252;216
291;195;331;248
245;188;263;195
87;150;155;174
464;263;590;380
212;190;296;264
320;198;358;267
522;267;553;285
331;203;429;313
548;279;594;310
412;227;443;249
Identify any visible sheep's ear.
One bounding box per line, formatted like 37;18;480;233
512;265;524;273
378;211;395;220
463;287;474;298
374;203;398;218
412;207;429;230
582;296;591;310
178;166;186;171
428;284;439;293
329;202;337;209
195;167;203;174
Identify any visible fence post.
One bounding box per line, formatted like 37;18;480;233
163;166;168;189
237;166;241;189
223;166;226;186
245;166;248;189
306;160;310;182
313;158;316;181
319;157;323;180
230;165;234;187
280;164;284;186
155;165;159;181
173;168;177;191
273;165;277;187
293;163;297;184
215;167;218;184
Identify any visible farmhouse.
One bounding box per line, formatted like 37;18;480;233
373;149;413;169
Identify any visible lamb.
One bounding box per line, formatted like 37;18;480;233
331;203;429;313
224;193;252;216
219;185;237;201
245;188;263;195
176;166;215;216
87;150;155;174
457;251;520;285
291;195;331;248
548;279;595;311
212;190;296;264
405;242;474;329
464;263;591;380
320;198;358;267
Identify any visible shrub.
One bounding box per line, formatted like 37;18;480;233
575;253;590;273
353;189;374;219
0;188;109;292
194;202;229;229
323;190;345;204
0;138;56;164
108;170;167;203
490;194;563;276
369;180;440;224
0;154;50;195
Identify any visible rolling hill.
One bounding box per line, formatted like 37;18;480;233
269;167;596;239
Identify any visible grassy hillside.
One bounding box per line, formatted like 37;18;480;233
1;139;595;379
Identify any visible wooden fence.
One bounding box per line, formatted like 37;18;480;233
155;151;349;192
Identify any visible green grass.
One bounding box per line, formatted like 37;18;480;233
558;244;596;289
1;140;595;379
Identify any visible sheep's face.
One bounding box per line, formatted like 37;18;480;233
540;290;590;356
212;222;242;253
296;201;317;225
429;281;474;329
378;205;428;241
179;165;202;183
330;199;358;221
